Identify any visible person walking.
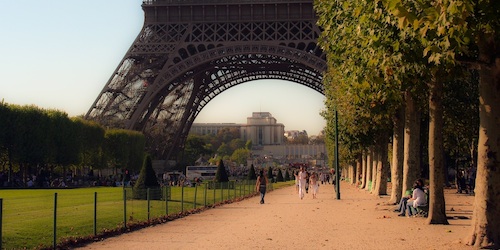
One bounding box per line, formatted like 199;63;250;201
255;169;269;204
298;167;307;199
309;172;319;199
294;171;299;194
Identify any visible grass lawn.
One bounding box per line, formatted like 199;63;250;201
0;181;293;249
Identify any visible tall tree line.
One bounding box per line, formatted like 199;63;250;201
315;0;498;247
0;102;145;187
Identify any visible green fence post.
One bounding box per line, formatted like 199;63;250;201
53;193;57;249
204;183;207;207
165;186;169;216
0;198;3;250
181;185;184;212
234;181;236;199
94;192;97;236
213;181;216;204
147;188;150;221
239;181;242;197
193;184;198;209
123;189;127;229
221;182;223;202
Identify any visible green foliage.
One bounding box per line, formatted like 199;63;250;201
230;148;250;165
247;164;257;180
245;140;253;150
133;154;160;199
276;169;284;182
135;155;159;187
315;0;433;166
0;102;146;182
284;170;291;181
442;69;479;168
104;129;145;172
267;167;273;182
215;160;229;182
183;134;213;166
216;142;231;157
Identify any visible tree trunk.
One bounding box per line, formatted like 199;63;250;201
389;105;405;204
351;161;357;185
365;148;372;191
371;147;378;194
466;35;500;248
426;77;448;224
356;155;362;186
360;151;367;189
402;91;421;196
374;141;388;196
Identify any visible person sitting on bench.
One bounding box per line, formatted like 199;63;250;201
399;179;426;217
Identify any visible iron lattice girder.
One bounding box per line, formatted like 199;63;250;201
86;0;326;161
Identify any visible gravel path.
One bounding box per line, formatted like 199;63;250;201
78;182;475;250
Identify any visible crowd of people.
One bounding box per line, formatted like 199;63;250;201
253;166;333;204
294;166;332;200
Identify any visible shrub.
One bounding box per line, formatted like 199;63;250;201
276;169;284;182
284;170;290;181
215;160;229;183
133;155;161;200
247;164;257;180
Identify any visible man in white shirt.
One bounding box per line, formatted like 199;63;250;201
298;167;308;199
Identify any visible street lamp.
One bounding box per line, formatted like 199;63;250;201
334;109;340;199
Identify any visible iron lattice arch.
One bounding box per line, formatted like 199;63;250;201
86;0;327;161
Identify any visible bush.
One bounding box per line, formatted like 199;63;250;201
284;170;290;181
133;155;161;200
267;167;274;183
215;160;229;183
247;164;257;180
276;169;284;182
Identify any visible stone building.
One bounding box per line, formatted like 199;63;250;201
190;112;284;146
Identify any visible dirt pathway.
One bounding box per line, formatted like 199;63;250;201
78;182;475;250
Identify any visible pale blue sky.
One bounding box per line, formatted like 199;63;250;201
0;0;326;135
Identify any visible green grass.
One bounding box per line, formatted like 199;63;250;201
0;180;294;249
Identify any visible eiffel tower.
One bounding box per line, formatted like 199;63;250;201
86;0;326;163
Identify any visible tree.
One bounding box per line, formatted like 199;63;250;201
267;167;273;183
216;142;231;157
183;134;213;166
215;160;229;183
230;148;250;166
73;118;105;170
389;106;405;204
247;164;257;180
284;169;291;181
133;154;160;199
384;0;500;246
245;140;253;150
276;169;284;182
315;0;449;225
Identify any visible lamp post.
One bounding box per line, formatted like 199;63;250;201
334;109;340;199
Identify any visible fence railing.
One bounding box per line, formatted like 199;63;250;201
0;179;271;249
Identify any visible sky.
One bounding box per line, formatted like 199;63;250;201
0;1;326;136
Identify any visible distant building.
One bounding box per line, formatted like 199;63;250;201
241;112;284;146
189;123;241;136
284;130;308;140
190;112;284;146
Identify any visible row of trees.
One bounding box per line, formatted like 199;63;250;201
182;128;253;167
0;102;146;186
315;0;498;247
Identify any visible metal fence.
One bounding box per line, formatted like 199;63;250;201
0;180;270;249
